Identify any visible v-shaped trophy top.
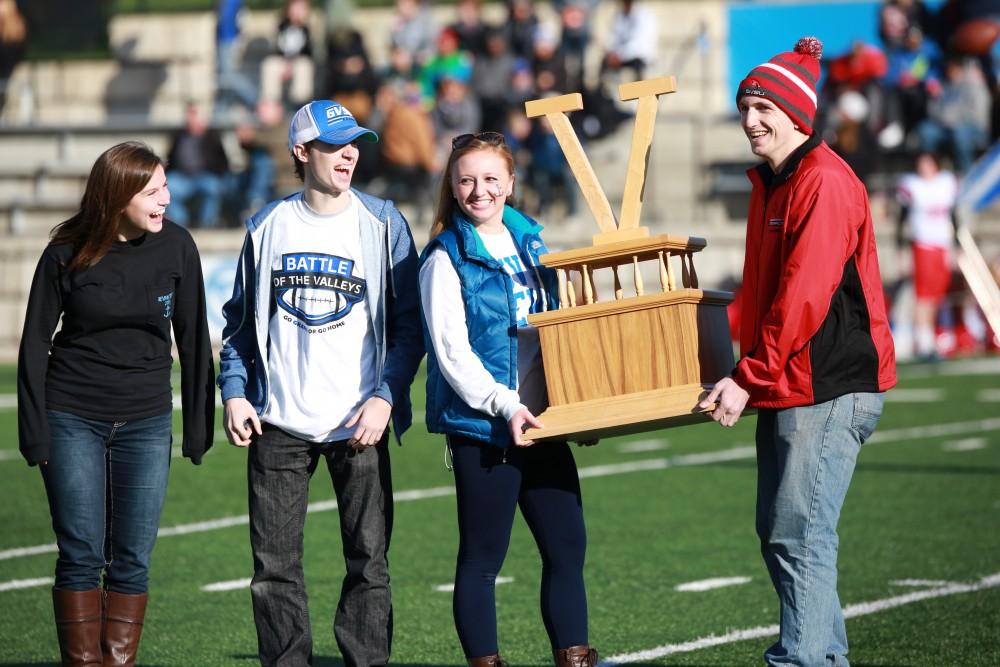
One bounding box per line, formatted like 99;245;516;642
524;76;677;248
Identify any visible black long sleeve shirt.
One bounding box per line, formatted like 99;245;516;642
17;221;215;465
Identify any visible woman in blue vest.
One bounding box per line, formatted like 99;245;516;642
419;132;598;667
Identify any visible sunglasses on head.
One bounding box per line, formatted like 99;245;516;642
451;131;506;150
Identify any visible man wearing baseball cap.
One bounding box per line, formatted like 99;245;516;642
699;39;897;666
218;99;424;666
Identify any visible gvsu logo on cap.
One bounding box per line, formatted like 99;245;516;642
325;104;352;122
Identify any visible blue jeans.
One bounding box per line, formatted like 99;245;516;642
166;170;225;228
248;425;393;667
755;393;885;667
41;409;172;594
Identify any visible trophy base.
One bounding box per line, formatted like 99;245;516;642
524;383;715;442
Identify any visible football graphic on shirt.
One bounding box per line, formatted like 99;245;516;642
272;252;367;326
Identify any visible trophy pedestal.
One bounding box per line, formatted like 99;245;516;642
524;237;735;442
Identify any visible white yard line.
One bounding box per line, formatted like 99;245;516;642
0;577;53;592
434;576;514;593
201;578;252;592
3;416;1000;563
618;439;670;453
600;573;1000;665
674;577;751;592
883;388;945;402
942;438;988;452
977;389;1000;402
890;578;960;587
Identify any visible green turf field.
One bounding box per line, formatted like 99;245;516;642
1;359;998;666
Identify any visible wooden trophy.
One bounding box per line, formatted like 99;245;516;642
523;78;735;441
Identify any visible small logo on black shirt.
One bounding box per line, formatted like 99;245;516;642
157;292;175;318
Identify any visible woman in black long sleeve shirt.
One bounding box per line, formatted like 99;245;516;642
17;141;215;665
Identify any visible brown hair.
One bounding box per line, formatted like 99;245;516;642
51;142;163;271
429;135;516;240
292;140;313;182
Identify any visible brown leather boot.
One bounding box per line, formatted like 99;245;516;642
467;654;509;667
52;588;103;666
554;645;599;667
101;590;147;667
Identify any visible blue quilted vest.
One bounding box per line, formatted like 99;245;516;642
420;206;559;447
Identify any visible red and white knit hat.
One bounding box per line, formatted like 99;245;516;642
736;37;823;134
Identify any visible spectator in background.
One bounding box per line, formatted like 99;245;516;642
419;26;474;106
473;27;517;134
432;72;481;166
533;24;570;96
230;106;279;222
896;151;958;360
552;0;600;90
377;79;437;225
390;0;437;69
323;24;376;121
260;0;314;110
528;115;577;218
503;0;539;62
826;90;879;186
167;103;230;228
879;0;933;48
215;0;258;120
0;0;26;119
879;24;941;149
450;0;488;57
916;56;991;172
601;0;659;86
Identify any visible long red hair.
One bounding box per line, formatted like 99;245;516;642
429;136;517;240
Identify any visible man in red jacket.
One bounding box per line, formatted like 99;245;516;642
700;37;897;666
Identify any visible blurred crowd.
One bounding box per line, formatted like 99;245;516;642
820;0;1000;184
182;0;660;229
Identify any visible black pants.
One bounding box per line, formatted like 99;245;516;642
248;425;393;667
448;435;588;658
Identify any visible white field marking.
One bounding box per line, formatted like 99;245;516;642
897;357;1000;380
674;576;751;592
942;438;988;452
976;388;1000;402
890;578;960;587
0;577;53;592
618;439;670;453
0;450;20;461
201;577;252;592
434;576;514;593
4;414;1000;564
0;395;15;409
866;417;1000;444
599;572;1000;665
883;388;945;403
0;446;752;563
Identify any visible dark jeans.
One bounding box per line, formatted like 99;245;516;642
448;435;588;659
41;409;172;594
248;425;393;667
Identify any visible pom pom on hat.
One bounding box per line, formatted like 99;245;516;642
736;36;824;134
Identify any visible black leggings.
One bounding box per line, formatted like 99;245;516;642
448;435;589;658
